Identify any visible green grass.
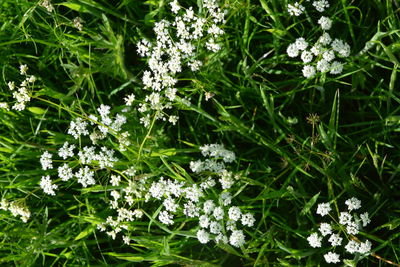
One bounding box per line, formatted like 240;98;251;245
1;0;400;266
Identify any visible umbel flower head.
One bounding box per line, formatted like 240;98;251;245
95;144;255;248
130;0;227;128
286;0;351;78
307;197;372;264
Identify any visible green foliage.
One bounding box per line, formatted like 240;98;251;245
1;0;400;266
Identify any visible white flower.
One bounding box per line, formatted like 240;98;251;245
124;94;135;106
40;0;54;12
330;61;343;74
199;215;210;228
313;0;330;12
206;38;221;52
68;118;89;139
346;221;359;235
295;38;308;51
58;141;75;159
324;252;340;263
358;240;372;254
19;64;28;75
311;43;324;55
316;202;331;216
28;75;36;83
220;191;232;206
288;2;305;16
185;184;203;203
168;115;178;125
345;197;361;211
316;59;330;72
215;233;228;244
318;32;332;46
213;206;224;220
319;223;332;236
302;65;316;78
229;230;245;247
40;175;58;195
40;151;53;170
287;43;299;58
219;170;234;189
203;200;215;214
169;0;180;14
339;212;353;225
197;229;210;244
228;206;242;221
110;175;121;186
188;60;202;71
331;39;351;57
360;212;371;227
111;190;120;200
183;201;200;217
200;177;216;189
58;163;73;181
8;81;15;90
328;233;343;246
209;221;222;234
137;39;151;58
163;197;178;212
323;50;335;62
78;146;96;164
345;240;360;254
301;50;314;63
159;210;174;225
318;16;332;30
226;219;237;231
73;17;83;31
241;213;256;227
122;235;130;245
75;166;95;187
200;144;235;162
208;24;224;36
307;233;322;248
6;201;31;223
134;209;143;218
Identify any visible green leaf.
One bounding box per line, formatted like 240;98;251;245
27;107;46;115
103;252;144;262
74;225;95;241
300;192;320;216
377;218;400;231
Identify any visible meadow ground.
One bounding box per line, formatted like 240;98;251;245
0;0;399;266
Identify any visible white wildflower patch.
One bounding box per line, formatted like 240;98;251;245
40;151;53;170
37;105;130;197
286;0;350;78
0;199;31;223
288;2;305;16
93;144;254;247
40;175;58;195
309;198;372;263
127;0;227;127
5;65;39;111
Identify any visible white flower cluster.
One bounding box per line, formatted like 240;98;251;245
73;17;83;31
39;105;130;195
190;144;235;175
0;199;31;223
40;0;54;12
308;198;372;264
288;0;329;17
286;0;351;78
97;175;146;241
5;65;36;111
131;0;226;127
96;144;254;248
